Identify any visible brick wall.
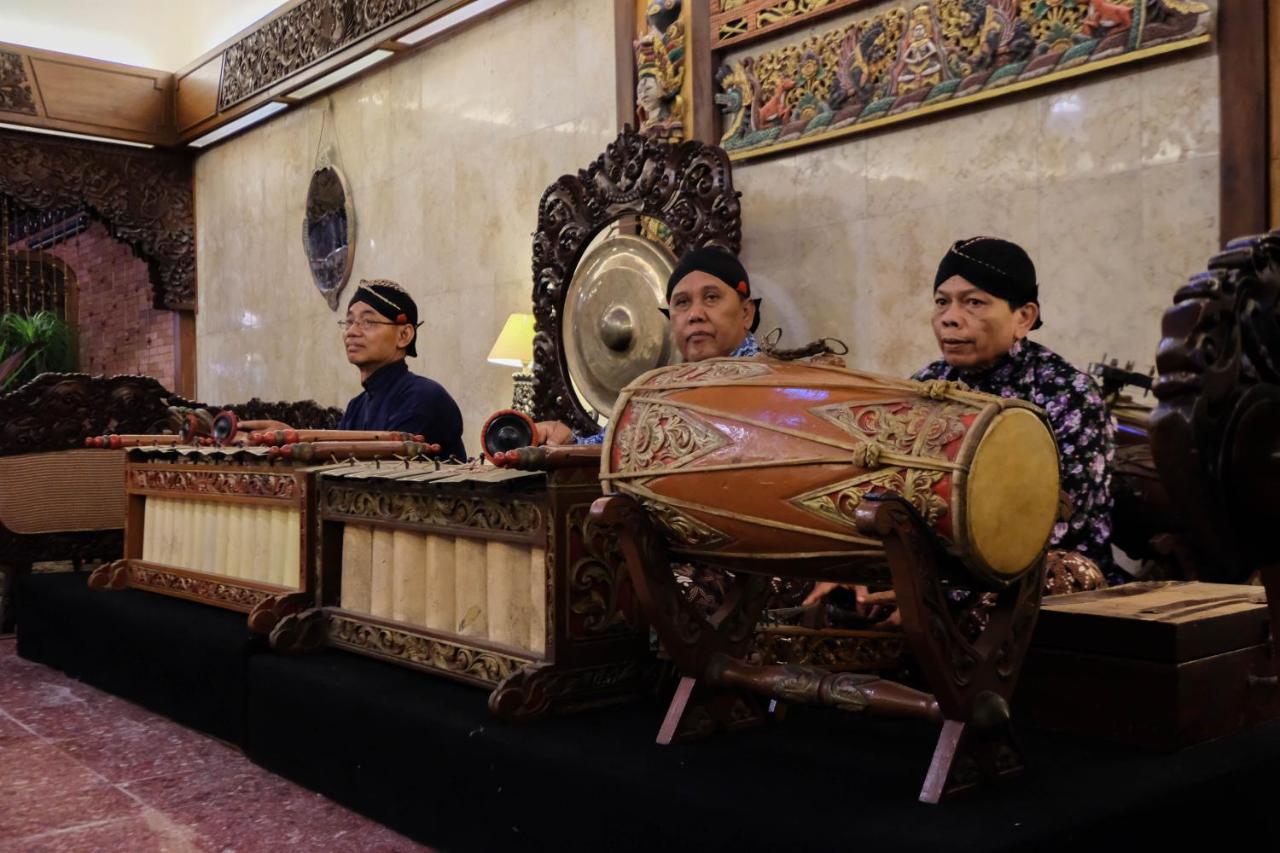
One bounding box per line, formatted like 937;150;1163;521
43;221;177;388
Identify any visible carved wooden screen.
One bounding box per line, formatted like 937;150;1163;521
0;130;194;311
529;126;742;432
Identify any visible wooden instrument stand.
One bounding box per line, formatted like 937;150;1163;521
591;490;1042;803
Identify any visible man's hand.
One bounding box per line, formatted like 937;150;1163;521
237;419;291;431
234;419;291;443
534;420;574;446
803;582;901;627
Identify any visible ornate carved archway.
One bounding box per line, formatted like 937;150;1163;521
0;129;195;310
530;125;742;431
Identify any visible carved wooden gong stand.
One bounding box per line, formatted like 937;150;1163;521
531;124;742;434
590;491;1042;803
1150;229;1280;678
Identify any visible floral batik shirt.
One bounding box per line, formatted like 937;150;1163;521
576;333;762;445
911;339;1116;567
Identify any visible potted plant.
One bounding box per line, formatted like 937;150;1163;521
0;311;75;391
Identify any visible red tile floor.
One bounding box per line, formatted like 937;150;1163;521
0;637;430;852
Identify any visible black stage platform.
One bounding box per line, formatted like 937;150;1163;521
17;571;1280;852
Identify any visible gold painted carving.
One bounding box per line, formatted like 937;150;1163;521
642;500;732;548
647;359;774;386
327;615;526;684
634;0;687;143
791;467;947;529
712;0;866;48
616;401;727;473
811;400;969;458
129;565;273;608
129;468;299;500
715;0;1211;159
322;485;542;534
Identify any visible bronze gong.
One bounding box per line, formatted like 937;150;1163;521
563;233;676;418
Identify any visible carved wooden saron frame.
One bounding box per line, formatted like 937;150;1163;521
711;0;1213;161
272;460;652;720
89;450;322;635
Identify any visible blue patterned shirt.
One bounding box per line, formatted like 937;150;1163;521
912;339;1115;565
576;333;761;445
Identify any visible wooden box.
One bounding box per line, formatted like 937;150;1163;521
1018;581;1280;749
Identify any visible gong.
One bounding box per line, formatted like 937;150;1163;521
563;233;676;417
530;126;741;433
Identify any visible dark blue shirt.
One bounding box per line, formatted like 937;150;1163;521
338;360;467;461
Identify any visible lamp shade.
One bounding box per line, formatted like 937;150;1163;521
487;313;535;367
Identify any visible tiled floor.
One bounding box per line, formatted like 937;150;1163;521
0;637;430;852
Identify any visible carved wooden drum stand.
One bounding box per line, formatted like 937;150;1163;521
590;358;1061;803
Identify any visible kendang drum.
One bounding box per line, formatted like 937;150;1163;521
601;358;1060;587
591;356;1061;803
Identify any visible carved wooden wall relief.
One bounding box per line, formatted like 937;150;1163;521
218;0;438;110
0;129;195;310
633;0;691;143
0;49;37;116
715;0;1212;161
711;0;870;49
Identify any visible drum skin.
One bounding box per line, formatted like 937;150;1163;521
600;358;1060;587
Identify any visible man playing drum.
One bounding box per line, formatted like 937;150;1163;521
808;236;1118;619
536;246;763;445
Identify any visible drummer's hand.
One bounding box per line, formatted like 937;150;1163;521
803;583;901;627
802;581;845;606
534;420;574;446
859;588;901;627
237;419;291;431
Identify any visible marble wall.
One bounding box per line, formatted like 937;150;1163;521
196;0;1221;444
736;37;1221;379
195;0;617;442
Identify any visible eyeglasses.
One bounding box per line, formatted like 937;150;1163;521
337;319;402;332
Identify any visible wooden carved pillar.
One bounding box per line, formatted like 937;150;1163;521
614;0;714;144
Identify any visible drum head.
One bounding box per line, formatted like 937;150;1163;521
964;407;1060;579
563;233;676;417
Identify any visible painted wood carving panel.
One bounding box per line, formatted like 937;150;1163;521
716;0;1212;160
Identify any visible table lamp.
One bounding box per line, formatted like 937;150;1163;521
487;313;536;414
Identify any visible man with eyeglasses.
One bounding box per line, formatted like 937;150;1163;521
337;278;467;460
536;246;762;445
